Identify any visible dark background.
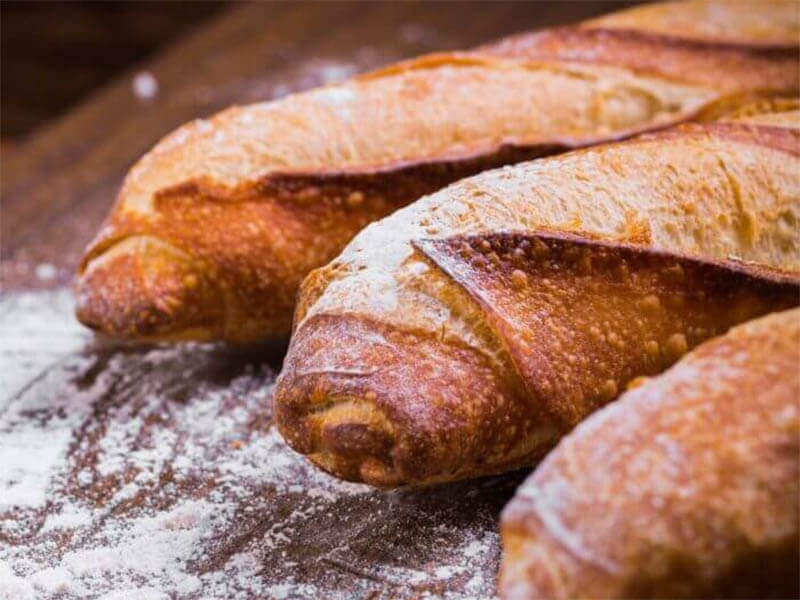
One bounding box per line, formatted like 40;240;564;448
1;2;228;143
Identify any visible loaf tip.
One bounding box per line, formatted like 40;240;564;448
75;235;224;341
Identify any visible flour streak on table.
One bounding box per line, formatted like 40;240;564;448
0;288;524;599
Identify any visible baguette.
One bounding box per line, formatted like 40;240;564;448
75;0;799;343
499;308;800;599
274;107;800;486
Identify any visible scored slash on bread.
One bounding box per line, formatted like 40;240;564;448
275;109;800;487
498;308;800;599
412;231;800;431
76;151;546;342
75;0;799;343
277;235;799;487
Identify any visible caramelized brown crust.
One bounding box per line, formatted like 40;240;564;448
275;114;800;487
276;312;544;486
581;0;800;46
277;234;799;486
499;308;800;599
413;232;800;430
717;96;800;127
76;147;551;341
76;0;800;343
482;26;799;96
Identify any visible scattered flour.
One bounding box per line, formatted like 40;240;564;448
1;290;508;599
0;428;74;510
132;71;159;100
0;561;36;600
315;61;357;84
34;263;57;281
0;289;90;405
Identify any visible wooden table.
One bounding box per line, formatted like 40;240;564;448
1;3;636;598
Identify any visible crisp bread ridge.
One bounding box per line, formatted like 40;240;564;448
76;0;799;343
275;110;800;487
413;230;800;430
499;308;800;599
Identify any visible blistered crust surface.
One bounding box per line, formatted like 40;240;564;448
414;232;800;428
77;151;544;342
299;121;800;333
278;230;799;487
482;26;800;96
276;313;549;486
77;1;800;343
583;0;800;46
278;120;800;485
499;308;800;599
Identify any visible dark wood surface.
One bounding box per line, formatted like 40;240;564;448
0;3;637;598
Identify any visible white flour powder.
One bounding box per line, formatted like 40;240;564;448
0;290;507;599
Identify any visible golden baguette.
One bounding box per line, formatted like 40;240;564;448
274;107;800;486
499;308;800;599
75;0;799;343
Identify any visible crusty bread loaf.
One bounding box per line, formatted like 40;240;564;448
582;0;800;46
499;308;800;599
482;1;800;98
75;0;799;343
274;107;800;487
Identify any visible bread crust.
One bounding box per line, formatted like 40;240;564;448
276;115;800;486
76;146;552;341
499;308;800;599
413;231;799;430
278;235;799;486
482;26;799;96
582;0;800;46
76;1;800;343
